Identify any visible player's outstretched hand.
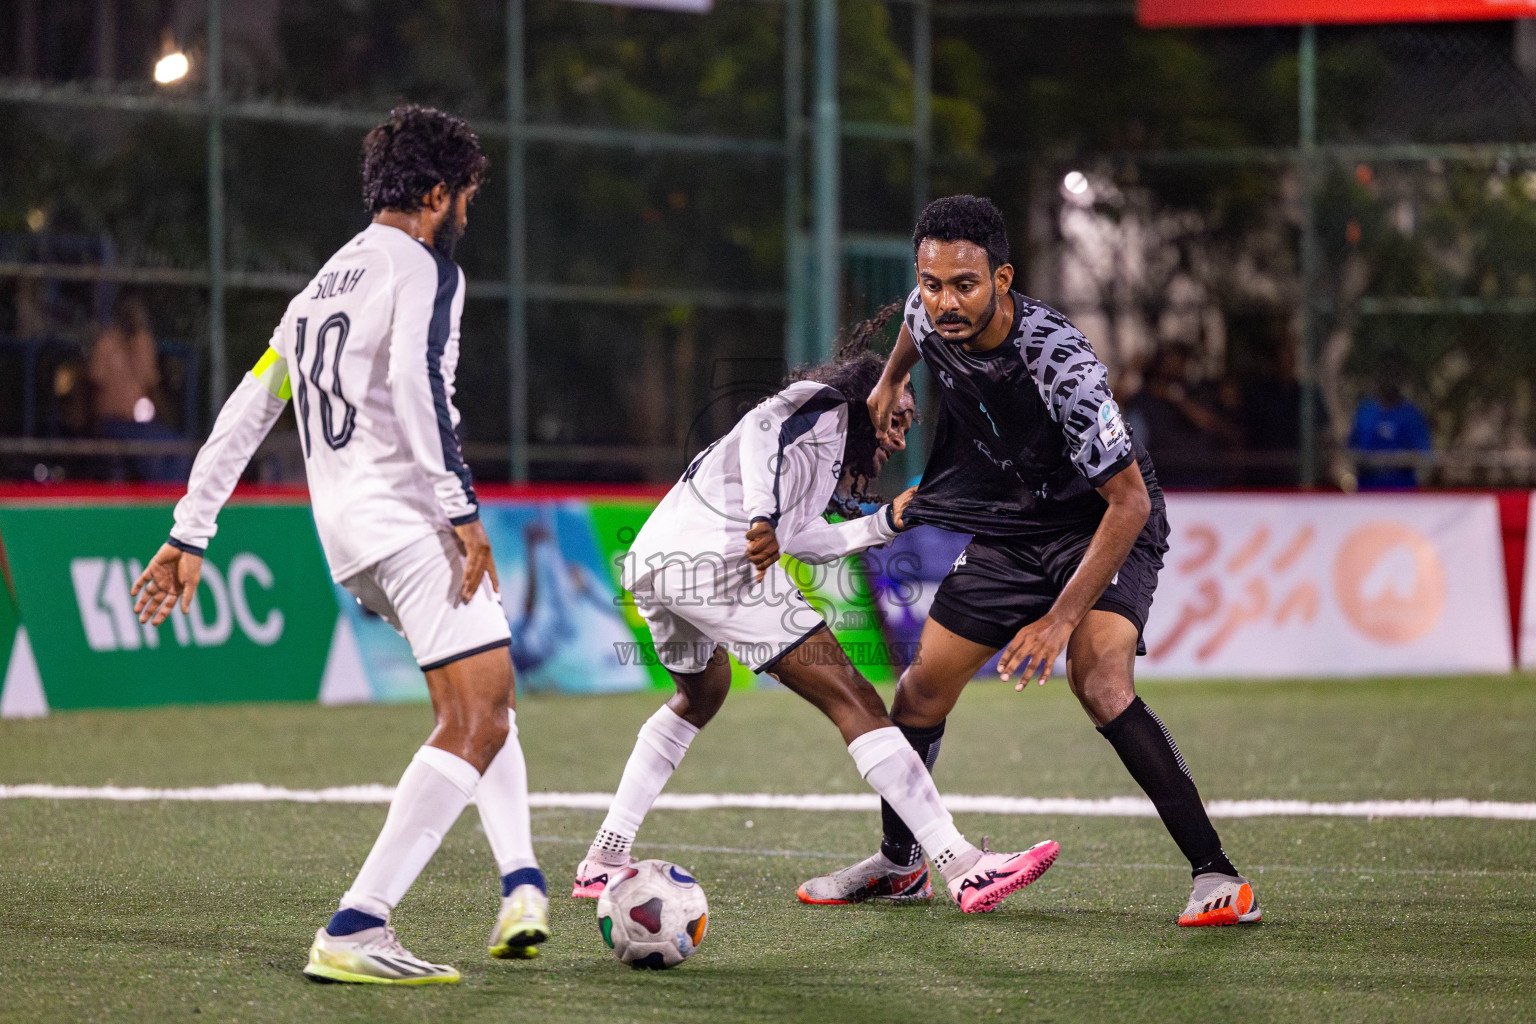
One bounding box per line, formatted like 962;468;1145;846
997;612;1075;690
744;520;780;581
454;518;500;602
890;485;918;531
131;543;202;626
866;374;908;445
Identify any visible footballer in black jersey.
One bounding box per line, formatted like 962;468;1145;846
898;283;1170;656
798;196;1262;927
899;285;1164;538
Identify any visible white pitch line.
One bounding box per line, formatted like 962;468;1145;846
0;783;398;804
1;784;1535;820
523;836;1536;879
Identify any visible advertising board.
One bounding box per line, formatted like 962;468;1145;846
1139;494;1513;678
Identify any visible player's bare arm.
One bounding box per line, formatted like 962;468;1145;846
997;461;1151;688
454;518;499;601
890;484;917;530
131;543;203;625
744;519;780;581
126;322;294;630
868;323;922;439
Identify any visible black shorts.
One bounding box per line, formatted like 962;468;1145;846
927;505;1169;655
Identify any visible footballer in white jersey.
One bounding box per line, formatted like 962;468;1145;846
620;376;907;674
130;106;550;983
169;220;483;591
573;312;1061;915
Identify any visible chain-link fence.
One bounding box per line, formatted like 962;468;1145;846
955;12;1536;489
3;1;1534;488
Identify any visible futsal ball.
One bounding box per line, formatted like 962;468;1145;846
595;859;709;969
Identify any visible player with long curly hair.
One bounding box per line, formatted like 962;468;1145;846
570;312;1059;914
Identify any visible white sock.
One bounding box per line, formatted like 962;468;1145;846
848;727;980;882
339;745;480;918
589;705;700;864
476;709;539;878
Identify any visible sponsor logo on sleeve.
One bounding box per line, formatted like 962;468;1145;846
1098;399;1126;447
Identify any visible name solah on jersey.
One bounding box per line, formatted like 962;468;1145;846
169;223;478;584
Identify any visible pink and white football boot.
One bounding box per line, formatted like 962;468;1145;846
946;839;1059;914
571;856;630;899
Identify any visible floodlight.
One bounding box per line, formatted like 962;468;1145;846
154;51;189;84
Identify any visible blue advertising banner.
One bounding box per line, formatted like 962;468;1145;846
341;500;655;702
336;497;900;702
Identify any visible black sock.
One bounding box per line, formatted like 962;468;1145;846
1097;697;1237;878
878;719;946;868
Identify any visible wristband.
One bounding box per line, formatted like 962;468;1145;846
167;535;206;557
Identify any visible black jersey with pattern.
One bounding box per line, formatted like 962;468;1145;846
901;287;1162;537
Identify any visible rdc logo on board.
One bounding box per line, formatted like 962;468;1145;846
69;554;285;652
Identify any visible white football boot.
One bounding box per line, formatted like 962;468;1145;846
797;852;934;905
303;924;459;985
488;883;551;959
1177;871;1263;927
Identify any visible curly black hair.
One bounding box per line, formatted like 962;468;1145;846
790;302;913;518
912;194;1010;271
361;105;488;214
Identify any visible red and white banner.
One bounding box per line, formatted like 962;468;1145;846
1139;494;1512;678
1521;492;1536;671
1139;0;1536;27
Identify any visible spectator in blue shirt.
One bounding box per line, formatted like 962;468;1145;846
1349;362;1432;489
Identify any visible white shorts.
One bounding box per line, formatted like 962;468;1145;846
630;558;827;675
342;531;512;670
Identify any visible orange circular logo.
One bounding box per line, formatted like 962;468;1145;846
1332;521;1445;645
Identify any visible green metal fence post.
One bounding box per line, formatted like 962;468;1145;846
206;0;225;422
507;0;529;482
784;0;807;369
908;0;931;475
812;0;840;362
912;0;931;220
1298;23;1318;488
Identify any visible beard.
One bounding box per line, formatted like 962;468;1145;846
934;291;998;343
433;210;465;260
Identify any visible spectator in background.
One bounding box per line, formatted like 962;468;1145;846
1349;359;1432;489
1237;330;1305;487
1123;343;1241;488
88;293;185;481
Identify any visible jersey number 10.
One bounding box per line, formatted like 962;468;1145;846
294;313;357;455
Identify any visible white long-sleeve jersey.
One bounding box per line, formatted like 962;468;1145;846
169;223;480;581
621;380;899;590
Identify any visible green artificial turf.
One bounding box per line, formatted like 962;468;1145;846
1;675;1533;1023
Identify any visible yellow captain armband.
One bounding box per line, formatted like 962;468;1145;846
250;346;292;401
